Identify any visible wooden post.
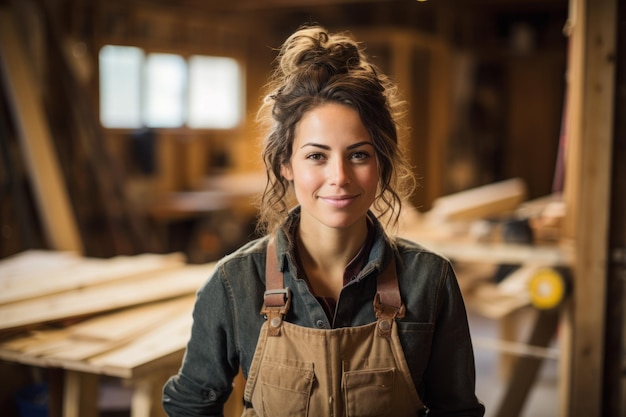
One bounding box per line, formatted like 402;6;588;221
0;8;83;254
560;0;616;415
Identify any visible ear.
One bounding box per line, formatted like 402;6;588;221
281;163;294;181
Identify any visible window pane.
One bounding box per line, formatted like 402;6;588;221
99;45;143;128
188;56;243;129
144;53;187;128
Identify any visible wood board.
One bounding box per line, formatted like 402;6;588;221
0;296;196;379
0;250;215;382
0;250;186;304
0;9;82;253
0;252;213;333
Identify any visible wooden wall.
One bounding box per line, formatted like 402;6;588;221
56;0;569;210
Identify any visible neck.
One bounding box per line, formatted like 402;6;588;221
297;217;369;272
295;218;369;300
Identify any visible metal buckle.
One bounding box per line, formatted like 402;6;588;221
261;288;291;316
263;288;291;303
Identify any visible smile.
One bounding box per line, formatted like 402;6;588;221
319;195;358;208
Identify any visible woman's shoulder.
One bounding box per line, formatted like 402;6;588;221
215;235;270;271
393;236;451;264
199;236;269;296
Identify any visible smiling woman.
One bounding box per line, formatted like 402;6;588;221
163;24;485;417
281;103;379;234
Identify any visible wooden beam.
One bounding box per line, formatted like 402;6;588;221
495;309;561;417
560;0;616;416
0;8;83;254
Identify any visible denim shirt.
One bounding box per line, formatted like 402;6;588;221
163;209;485;417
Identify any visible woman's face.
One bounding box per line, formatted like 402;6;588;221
281;102;379;233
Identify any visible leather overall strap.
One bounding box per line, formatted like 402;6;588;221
373;256;406;337
261;238;291;336
261;237;405;337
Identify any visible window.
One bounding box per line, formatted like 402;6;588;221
99;45;143;128
143;53;187;128
98;45;244;129
188;56;242;129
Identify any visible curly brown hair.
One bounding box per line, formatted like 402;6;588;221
256;24;416;235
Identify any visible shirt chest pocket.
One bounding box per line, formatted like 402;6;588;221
396;321;435;381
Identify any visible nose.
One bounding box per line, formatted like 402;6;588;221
328;158;350;186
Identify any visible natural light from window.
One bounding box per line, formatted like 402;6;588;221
98;45;244;129
143;53;187;128
99;45;143;128
188;56;242;129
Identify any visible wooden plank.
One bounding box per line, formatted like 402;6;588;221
89;311;193;378
0;250;81;278
0;264;213;332
494;309;561;417
0;251;185;304
0;8;82;253
465;284;529;320
427;178;528;223
397;233;574;267
0;296;194;362
472;336;559;360
560;1;616;416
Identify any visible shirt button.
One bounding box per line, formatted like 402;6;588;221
316;320;325;328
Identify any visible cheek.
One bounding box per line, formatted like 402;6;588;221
356;166;379;191
293;169;321;192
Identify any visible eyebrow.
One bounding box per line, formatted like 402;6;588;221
299;141;374;150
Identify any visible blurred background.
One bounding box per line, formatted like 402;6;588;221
0;1;623;417
0;0;570;261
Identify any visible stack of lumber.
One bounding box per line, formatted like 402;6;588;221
0;250;214;379
397;178;573;320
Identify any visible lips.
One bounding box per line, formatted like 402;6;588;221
319;195;358;208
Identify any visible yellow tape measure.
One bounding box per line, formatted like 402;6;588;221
528;268;567;309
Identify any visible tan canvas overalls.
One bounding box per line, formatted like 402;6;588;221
241;240;425;417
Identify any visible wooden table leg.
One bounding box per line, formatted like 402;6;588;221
63;371;99;417
131;373;169;417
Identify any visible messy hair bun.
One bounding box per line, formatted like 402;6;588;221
257;24;416;235
278;27;361;78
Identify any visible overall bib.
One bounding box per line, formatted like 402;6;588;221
241;240;425;417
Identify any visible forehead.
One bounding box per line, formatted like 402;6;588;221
294;103;371;144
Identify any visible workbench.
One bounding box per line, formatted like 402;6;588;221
0;250;247;417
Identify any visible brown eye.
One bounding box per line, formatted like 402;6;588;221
306;153;325;161
350;151;370;161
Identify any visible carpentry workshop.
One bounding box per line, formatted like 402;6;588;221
0;0;623;416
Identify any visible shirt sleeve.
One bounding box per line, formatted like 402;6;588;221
421;262;486;417
162;264;240;417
